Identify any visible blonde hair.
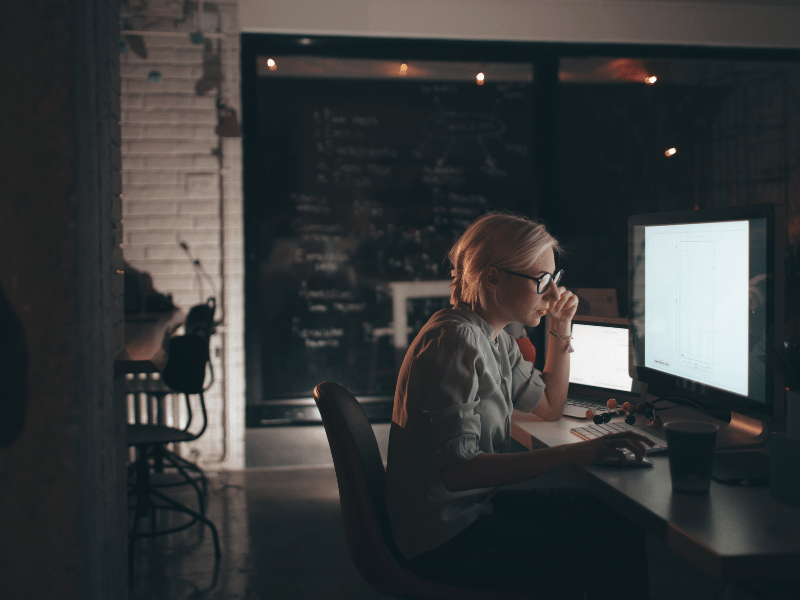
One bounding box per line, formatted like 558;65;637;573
448;212;562;311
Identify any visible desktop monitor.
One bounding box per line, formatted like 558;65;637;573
628;204;785;448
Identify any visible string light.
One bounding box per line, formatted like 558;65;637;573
476;71;485;85
266;58;277;71
646;75;657;85
665;148;677;157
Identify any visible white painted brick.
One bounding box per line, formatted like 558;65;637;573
182;189;220;200
174;47;205;64
192;155;219;169
123;200;179;215
222;182;243;198
144;95;196;110
143;124;197;140
123;156;147;169
174;110;218;125
127;230;182;246
177;200;219;214
140;261;183;275
143;155;195;170
122;185;187;201
192;124;218;139
170;290;207;306
124;64;204;80
192;96;217;111
120;215;148;230
123;78;198;95
223;344;244;362
181;245;221;260
174;230;220;245
125;140;216;155
146;214;195;229
126;171;179;185
119;0;245;470
223;229;244;245
121;246;146;260
124;109;176;124
133;48;177;64
192;215;220;228
121;94;144;108
224;263;245;278
221;139;242;157
130;36;185;50
143;244;194;261
149;273;197;290
120;123;145;139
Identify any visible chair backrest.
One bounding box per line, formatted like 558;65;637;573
312;383;404;590
157;301;216;439
313;382;534;600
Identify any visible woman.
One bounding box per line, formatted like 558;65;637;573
385;212;652;599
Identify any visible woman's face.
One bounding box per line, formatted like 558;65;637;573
492;249;562;328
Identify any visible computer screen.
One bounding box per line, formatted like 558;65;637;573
628;204;785;434
570;320;635;393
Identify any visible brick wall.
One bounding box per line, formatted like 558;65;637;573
120;0;244;469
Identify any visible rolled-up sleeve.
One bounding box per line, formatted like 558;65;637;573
508;336;546;412
423;401;483;469
409;328;486;470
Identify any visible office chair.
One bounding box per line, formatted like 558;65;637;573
313;381;545;600
126;299;221;585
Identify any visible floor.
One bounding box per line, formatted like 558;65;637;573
127;466;794;600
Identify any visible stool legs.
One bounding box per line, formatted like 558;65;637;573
127;445;221;587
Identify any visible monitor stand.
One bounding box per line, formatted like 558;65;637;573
711;412;770;485
714;411;768;450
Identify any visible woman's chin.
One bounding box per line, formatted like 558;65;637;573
526;314;543;327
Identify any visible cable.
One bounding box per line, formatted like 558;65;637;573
713;580;729;600
177;238;218;300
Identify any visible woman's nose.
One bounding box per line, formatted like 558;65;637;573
545;284;561;301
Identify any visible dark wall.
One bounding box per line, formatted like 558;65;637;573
0;1;125;598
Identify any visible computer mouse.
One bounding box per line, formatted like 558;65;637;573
594;451;654;468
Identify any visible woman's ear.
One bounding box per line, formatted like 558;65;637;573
484;267;500;288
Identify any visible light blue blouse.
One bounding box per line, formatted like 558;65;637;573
385;308;546;559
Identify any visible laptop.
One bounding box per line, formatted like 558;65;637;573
547;315;643;419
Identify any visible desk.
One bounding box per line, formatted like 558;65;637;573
511;410;800;582
115;311;184;375
115;310;185;429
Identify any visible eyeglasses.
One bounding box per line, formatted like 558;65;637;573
499;268;564;294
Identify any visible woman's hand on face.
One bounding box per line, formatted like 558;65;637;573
548;286;579;324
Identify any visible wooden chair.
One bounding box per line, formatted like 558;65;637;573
313;381;541;600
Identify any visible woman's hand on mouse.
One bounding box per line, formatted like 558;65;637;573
571;432;654;466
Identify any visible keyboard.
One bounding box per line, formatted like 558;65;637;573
562;395;612;419
570;420;668;453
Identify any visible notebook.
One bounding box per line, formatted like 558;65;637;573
548;316;643;419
